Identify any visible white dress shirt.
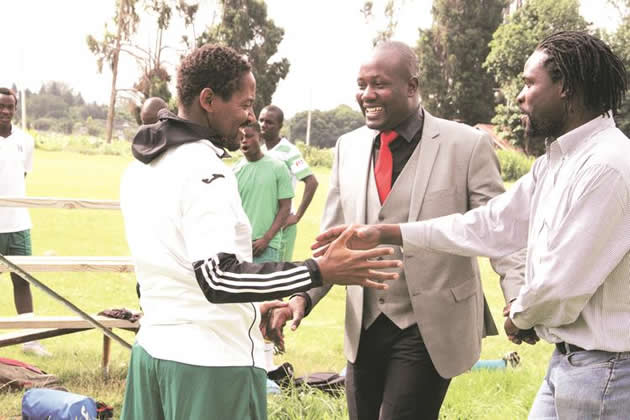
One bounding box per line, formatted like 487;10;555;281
401;114;630;352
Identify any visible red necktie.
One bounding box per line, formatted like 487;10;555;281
375;130;398;204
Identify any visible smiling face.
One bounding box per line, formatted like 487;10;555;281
206;71;257;151
355;48;418;130
240;125;263;162
517;50;568;140
0;93;16;131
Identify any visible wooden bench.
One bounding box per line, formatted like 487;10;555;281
0;196;136;376
0;256;134;273
0;316;139;376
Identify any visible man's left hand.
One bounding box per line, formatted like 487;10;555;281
259;300;289;349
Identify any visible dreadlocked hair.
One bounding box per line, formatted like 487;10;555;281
537;31;627;116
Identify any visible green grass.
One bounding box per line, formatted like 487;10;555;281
0;151;551;419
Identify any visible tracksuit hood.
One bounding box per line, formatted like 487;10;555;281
131;109;228;163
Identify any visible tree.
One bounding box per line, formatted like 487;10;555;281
196;0;290;115
484;0;588;155
416;0;506;126
127;0;176;104
607;0;630;136
287;105;365;149
87;0;140;142
361;0;407;46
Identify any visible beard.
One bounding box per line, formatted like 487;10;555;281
521;108;567;140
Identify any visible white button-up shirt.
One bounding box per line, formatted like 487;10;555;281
401;114;630;352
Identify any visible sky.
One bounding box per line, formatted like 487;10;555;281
0;0;622;118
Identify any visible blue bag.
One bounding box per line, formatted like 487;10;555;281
22;388;97;420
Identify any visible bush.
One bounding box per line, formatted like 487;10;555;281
31;131;131;157
497;148;534;182
296;141;333;169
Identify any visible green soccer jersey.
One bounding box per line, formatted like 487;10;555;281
234;155;294;250
264;138;313;191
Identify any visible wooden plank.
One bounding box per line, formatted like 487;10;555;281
0;328;89;346
0;196;120;210
0;256;134;272
0;316;140;329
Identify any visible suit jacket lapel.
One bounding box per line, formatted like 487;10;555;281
408;110;441;222
355;128;378;224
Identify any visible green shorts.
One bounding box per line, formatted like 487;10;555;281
0;230;32;256
121;345;267;420
279;223;297;261
253;246;280;263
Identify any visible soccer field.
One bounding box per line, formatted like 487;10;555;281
0;149;551;419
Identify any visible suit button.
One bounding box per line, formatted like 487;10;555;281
378;298;385;304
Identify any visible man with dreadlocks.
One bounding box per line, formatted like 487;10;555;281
311;31;630;418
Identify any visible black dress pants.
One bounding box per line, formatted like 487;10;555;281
345;314;451;420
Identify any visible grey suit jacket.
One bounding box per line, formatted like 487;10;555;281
307;110;525;378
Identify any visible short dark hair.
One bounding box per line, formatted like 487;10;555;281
261;104;284;125
177;44;252;108
374;40;419;80
246;121;261;133
537;31;627;116
0;87;18;106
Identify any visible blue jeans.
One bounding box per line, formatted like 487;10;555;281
529;348;630;419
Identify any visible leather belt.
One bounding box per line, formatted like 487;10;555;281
556;342;585;355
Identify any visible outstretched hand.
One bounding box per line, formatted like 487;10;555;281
315;225;401;290
312;225;381;257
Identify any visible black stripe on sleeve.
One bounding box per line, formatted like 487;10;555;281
193;252;323;303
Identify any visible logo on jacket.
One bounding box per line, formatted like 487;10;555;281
202;174;225;184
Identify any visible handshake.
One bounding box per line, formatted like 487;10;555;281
255;224;403;352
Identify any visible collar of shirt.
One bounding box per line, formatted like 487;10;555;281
374;107;424;147
546;112;616;164
207;140;230;159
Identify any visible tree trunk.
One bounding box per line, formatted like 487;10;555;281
105;0;126;144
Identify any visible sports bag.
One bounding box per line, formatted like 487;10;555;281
22;388;97;420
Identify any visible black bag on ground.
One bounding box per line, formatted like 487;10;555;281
293;372;345;396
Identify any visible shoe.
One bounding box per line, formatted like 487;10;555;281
22;341;53;357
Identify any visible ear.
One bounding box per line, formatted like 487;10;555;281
407;76;419;97
199;87;215;112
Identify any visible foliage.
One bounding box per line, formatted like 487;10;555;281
497;148;535;182
87;0;141;142
86;0;140;74
295;142;333;168
607;4;630;136
360;0;408;46
31;131;132;156
196;0;290;115
416;0;506;126
287;105;365;149
484;0;588;153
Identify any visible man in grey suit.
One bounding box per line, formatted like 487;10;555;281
269;41;525;419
